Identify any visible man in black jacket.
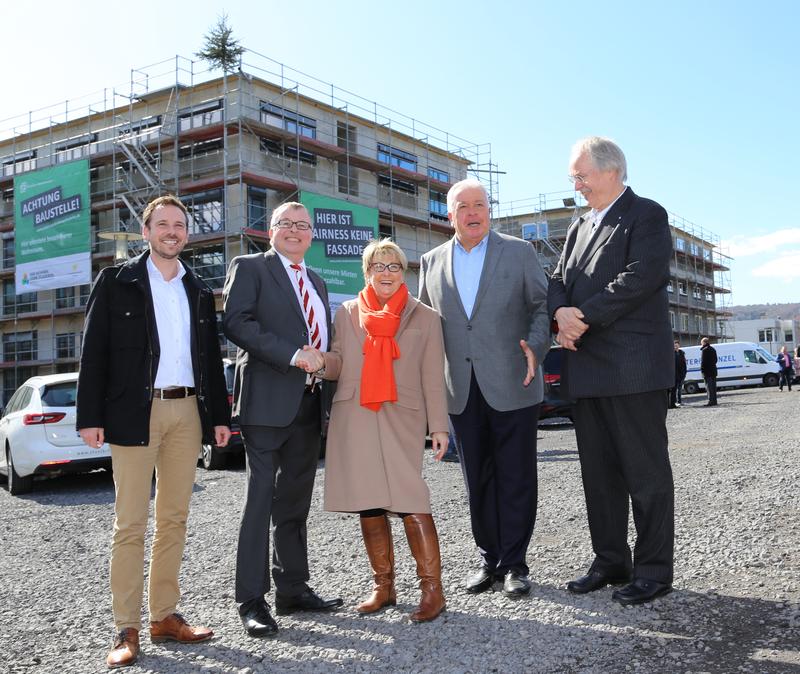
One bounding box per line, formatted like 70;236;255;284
671;340;687;408
549;136;674;606
77;195;231;669
700;337;718;406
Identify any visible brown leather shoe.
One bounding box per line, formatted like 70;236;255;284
106;628;139;669
149;612;213;643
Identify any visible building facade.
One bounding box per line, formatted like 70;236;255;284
493;191;732;345
0;54;493;403
729;318;798;354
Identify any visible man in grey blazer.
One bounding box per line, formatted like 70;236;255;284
548;137;675;606
223;201;342;638
419;179;550;597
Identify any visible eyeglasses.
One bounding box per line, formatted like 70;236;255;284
273;219;312;231
369;262;403;273
568;174;589;185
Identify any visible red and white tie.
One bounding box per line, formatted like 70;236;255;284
290;264;322;386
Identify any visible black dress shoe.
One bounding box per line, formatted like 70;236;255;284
566;570;631;594
464;567;495;594
238;598;278;638
274;588;344;615
502;571;531;597
612;578;672;606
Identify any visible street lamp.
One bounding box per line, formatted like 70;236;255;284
98;231;143;262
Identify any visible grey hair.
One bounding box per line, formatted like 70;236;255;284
362;238;408;281
447;178;489;214
570;136;628;182
270;201;309;227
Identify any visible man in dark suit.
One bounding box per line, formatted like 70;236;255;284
77;195;231;668
700;337;718;405
671;340;687;408
223;201;342;638
419;179;551;598
548;137;675;606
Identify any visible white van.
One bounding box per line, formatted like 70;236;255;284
681;341;781;394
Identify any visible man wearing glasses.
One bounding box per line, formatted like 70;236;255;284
548;137;675;606
223;201;342;638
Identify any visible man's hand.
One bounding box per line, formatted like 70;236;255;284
79;427;105;449
519;339;538;387
296;345;324;372
430;432;449;461
554;306;589;351
214;426;232;448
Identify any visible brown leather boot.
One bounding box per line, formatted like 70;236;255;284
357;514;396;613
106;627;140;669
403;513;446;622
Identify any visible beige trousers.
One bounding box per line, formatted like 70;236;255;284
109;396;202;630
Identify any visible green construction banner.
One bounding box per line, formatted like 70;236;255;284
300;191;378;316
14;159;91;293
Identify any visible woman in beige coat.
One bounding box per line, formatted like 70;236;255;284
317;238;449;622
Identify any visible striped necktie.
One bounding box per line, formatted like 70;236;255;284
290;264;322;386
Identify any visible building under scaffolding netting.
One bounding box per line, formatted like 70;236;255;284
0;50;495;400
493;191;733;345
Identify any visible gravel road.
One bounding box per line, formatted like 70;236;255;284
1;385;798;673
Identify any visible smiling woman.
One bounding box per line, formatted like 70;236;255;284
317;237;450;623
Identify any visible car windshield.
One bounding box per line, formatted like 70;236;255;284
757;347;774;361
41;382;77;407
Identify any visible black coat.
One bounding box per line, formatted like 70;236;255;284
548;187;674;398
675;349;687;383
77;252;230;446
700;344;718;378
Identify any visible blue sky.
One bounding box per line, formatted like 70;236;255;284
2;0;798;306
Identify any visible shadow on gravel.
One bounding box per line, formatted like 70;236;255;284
550;587;799;672
538;448;579;462
18;469;116;505
16;469;210;506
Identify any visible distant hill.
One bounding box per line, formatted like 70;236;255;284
728;302;800;320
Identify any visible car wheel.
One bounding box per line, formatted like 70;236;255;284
684;382;699;395
763;373;779;387
6;447;33;496
200;443;226;470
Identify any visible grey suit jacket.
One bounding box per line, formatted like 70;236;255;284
419;230;551;415
547;187;674;399
222;249;331;427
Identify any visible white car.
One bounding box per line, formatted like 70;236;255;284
0;373;111;495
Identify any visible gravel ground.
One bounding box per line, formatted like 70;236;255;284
0;385;798;674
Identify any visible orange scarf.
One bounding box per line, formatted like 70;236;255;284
358;283;408;411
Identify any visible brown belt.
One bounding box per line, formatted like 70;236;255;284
154;386;196;400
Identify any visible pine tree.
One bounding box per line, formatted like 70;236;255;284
196;14;245;73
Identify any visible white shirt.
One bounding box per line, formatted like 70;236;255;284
274;251;329;363
147;256;194;388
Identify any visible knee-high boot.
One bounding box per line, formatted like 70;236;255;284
357;515;396;613
403;513;446;622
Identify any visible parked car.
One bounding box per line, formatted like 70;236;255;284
199;359;244;470
199;358;331;469
0;373;111;495
540;346;574;422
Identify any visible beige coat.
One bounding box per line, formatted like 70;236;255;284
321;295;448;513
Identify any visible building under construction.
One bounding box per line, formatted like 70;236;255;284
0;51;495;402
494;191;732;345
